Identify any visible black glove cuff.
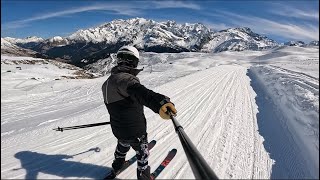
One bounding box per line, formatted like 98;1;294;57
160;98;173;106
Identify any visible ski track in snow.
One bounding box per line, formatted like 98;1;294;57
249;63;319;178
1;64;273;179
1;47;319;179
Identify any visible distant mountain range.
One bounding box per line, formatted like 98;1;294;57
1;17;319;67
1;38;44;57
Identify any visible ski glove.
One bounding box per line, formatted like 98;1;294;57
159;103;177;120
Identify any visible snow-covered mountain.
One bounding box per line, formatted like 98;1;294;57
64;18;278;52
3;36;44;44
1;38;19;50
3;36;44;50
67;18;211;51
284;40;306;47
1;38;44;57
308;41;319;46
47;36;70;47
3;18;282;66
202;27;278;52
283;40;320;47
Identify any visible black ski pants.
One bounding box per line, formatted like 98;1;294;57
114;134;149;171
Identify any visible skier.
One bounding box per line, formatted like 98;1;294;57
102;45;177;179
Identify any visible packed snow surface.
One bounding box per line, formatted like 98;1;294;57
1;46;319;179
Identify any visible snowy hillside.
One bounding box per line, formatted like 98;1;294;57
1;46;319;179
1;38;41;57
3;36;44;50
248;46;319;178
1;55;96;81
1;38;21;50
3;36;44;44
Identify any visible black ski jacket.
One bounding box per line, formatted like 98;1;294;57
102;65;170;140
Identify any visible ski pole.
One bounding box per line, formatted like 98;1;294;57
167;109;219;180
71;147;101;157
53;122;110;132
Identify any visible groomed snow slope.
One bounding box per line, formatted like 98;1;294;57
248;46;319;178
1;46;319;179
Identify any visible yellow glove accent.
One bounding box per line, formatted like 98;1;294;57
159;103;177;119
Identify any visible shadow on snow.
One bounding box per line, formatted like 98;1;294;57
14;149;113;179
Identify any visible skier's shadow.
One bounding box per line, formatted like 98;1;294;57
14;150;113;179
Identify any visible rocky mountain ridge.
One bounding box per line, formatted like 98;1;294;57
2;18;318;66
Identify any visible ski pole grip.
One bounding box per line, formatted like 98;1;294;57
166;108;172;115
166;107;176;117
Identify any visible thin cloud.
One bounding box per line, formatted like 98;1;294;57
256;18;318;40
151;1;201;10
206;10;319;41
269;4;319;20
202;21;230;31
3;1;201;30
3;4;139;30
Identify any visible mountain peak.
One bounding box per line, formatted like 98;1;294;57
3;36;44;44
235;27;252;32
285;40;306;46
308;40;319;46
25;36;43;40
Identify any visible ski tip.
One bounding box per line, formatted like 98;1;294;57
170;149;177;155
148;140;157;150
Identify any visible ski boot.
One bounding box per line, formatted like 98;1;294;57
106;158;125;179
137;166;151;180
112;158;125;171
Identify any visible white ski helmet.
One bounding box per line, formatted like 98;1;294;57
116;46;140;67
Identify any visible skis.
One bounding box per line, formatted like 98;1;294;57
104;140;157;179
104;141;177;180
151;149;177;180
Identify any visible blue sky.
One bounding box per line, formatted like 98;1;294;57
1;0;319;43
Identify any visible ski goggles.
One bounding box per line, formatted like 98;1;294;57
117;53;139;62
